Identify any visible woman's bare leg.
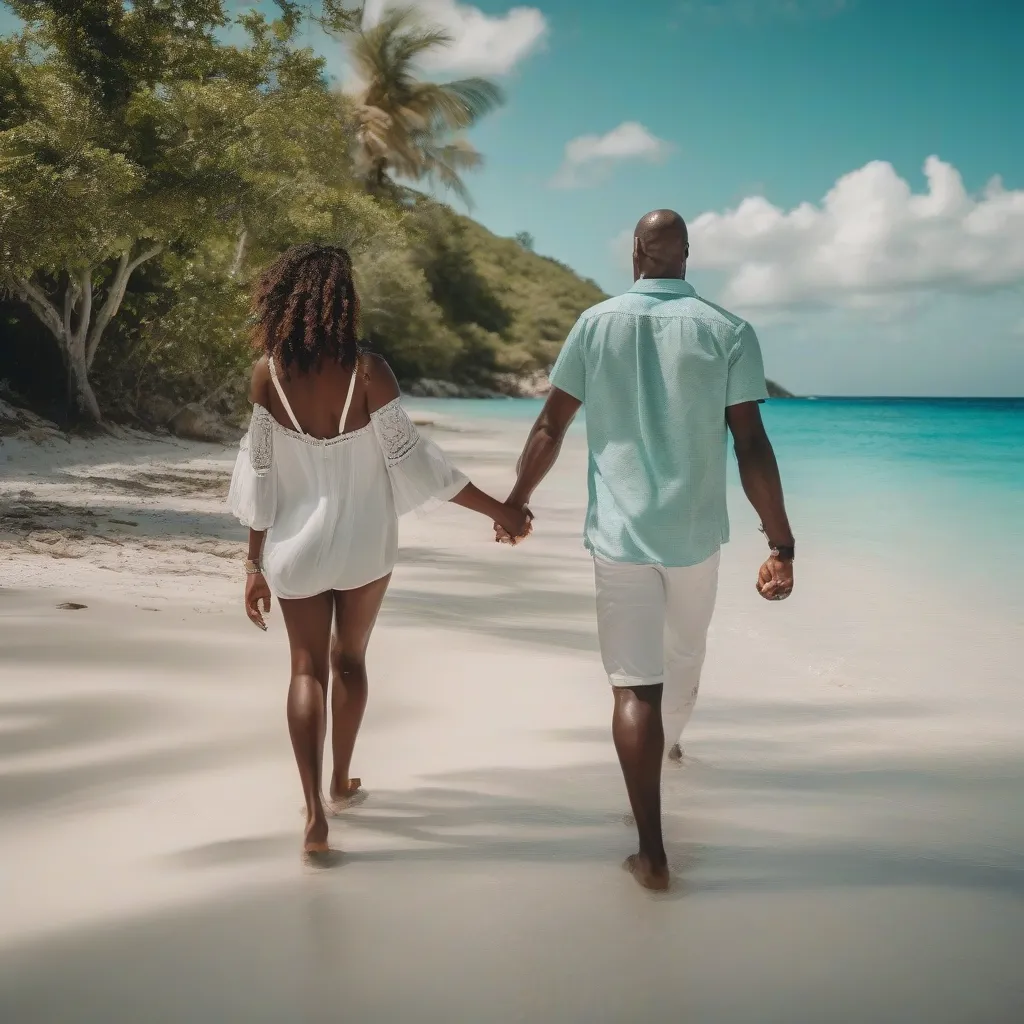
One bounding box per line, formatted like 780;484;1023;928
329;573;391;803
279;592;335;853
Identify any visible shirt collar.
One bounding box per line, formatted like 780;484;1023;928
628;278;696;298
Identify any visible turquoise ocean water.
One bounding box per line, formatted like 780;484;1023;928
407;397;1024;609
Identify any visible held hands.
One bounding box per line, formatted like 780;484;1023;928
493;503;534;546
245;572;272;630
756;554;794;601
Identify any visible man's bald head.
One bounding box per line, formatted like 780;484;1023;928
632;209;689;281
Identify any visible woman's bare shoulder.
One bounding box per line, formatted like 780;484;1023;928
249;356;271;406
360;351;401;412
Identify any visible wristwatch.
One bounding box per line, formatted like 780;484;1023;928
759;525;794;562
244;559;263;575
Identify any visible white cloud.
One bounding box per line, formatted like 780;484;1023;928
611;156;1024;309
551;122;672;189
361;0;547;76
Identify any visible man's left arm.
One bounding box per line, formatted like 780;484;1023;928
726;402;794;600
724;320;794;601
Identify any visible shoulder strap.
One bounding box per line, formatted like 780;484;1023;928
338;359;358;434
268;358;304;434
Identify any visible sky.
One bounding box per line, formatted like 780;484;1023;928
3;0;1023;395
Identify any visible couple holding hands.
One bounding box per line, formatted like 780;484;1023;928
231;214;794;891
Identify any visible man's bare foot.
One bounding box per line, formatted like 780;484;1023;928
299;779;367;818
667;743;683;763
327;777;367;813
303;813;330;855
623;853;670;892
329;776;362;802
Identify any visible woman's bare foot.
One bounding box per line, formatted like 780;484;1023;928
623;853;670;892
303;812;330;855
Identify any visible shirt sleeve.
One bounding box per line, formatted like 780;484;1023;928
227;405;278;530
725;321;769;407
548;317;587;402
371;399;469;517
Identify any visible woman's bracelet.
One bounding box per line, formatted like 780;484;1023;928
244;559;263;575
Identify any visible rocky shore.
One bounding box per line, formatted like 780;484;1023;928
2;370;795;450
405;370;551;400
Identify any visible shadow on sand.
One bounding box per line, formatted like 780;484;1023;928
2;745;1024;1023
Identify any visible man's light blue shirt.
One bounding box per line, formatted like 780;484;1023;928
549;278;769;567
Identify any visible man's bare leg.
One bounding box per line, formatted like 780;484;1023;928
612;684;669;891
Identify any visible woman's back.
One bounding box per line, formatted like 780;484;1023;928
254;355;371;440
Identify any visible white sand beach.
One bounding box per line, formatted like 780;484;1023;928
1;413;1023;1023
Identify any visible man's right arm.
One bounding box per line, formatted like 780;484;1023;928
506;388;582;509
505;316;587;511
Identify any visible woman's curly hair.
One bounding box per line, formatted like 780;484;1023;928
250;243;361;373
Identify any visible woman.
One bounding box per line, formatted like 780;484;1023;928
228;243;531;856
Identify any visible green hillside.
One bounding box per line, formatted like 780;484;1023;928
364;200;793;397
357;198;608;388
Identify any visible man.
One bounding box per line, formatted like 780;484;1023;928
498;209;795;891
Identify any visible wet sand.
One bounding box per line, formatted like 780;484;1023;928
1;415;1023;1022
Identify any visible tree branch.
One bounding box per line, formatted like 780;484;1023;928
9;275;64;341
75;269;93;355
62;275;75;340
229;227;248;279
86;244;163;368
128;242;164;276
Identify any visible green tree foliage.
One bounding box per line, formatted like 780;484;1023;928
0;1;390;421
0;1;239;420
0;2;614;427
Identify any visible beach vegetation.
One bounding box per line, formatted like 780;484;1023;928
0;1;606;426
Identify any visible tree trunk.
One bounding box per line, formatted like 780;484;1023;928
7;242;163;425
67;345;103;423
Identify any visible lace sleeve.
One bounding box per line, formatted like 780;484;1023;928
247;404;274;476
371;399;468;516
228;405;278;530
373;399;420;467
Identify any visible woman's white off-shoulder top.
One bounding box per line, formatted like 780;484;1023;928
227;358;467;599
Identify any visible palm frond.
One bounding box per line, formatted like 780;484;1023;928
353;7;452;77
345;4;503;205
405;78;504;132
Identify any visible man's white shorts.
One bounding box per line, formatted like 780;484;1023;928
594;550;721;743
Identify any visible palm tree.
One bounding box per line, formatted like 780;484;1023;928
348;6;504;206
